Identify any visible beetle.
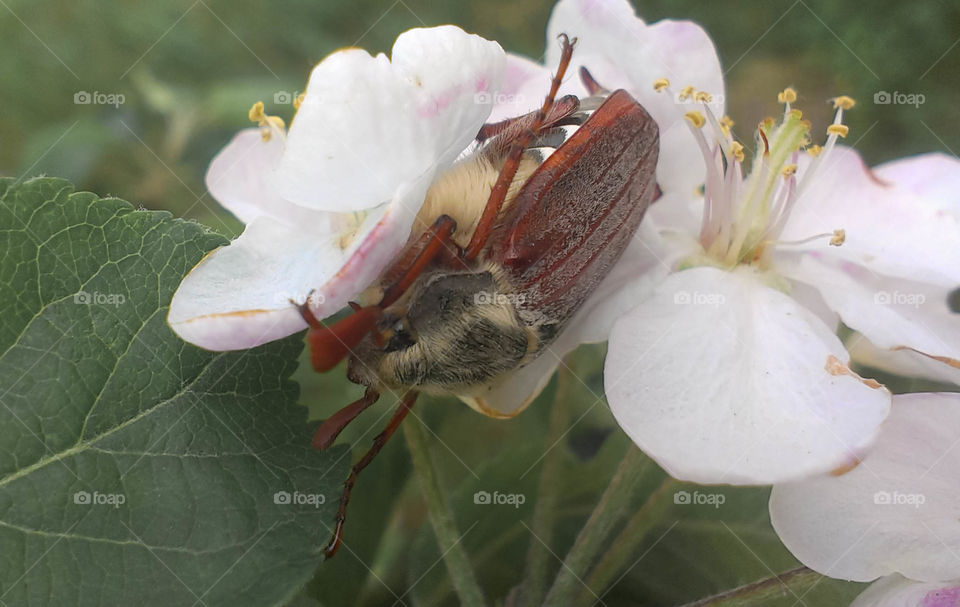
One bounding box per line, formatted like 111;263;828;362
297;35;660;557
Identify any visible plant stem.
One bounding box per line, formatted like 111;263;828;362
681;566;822;607
403;419;486;607
518;370;571;607
578;476;679;602
542;445;649;606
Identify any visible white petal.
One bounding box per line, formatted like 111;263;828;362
168;175;431;351
274;26;504;212
546;0;725;193
783;255;960;375
782;146;960;286
203;128;321;225
770;393;960;583
874;153;960;215
850;574;960;607
605;266;891;485
848;336;960;387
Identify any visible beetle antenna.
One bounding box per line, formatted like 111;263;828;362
579;66;609;97
324;390;418;558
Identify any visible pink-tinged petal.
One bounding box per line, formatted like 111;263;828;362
605;265;890;485
848;336;960;387
851;574;960;607
274;26;504;213
204;128;324;226
771;393;960;583
874;153;960;215
781;146;960;286
782;255;960;377
168;174;432;351
546;0;725;193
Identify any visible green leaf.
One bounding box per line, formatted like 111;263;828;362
0;177;348;606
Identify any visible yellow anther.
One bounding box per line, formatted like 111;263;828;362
695;91;712;103
248;101;266;124
679;85;696;101
293;92;305;110
807;144;823;157
685;111;706;128
832;96;856;110
248;101;285;141
827;124;850;138
730;141;745;162
778;88;798;104
830;229;846;246
653;78;670;92
782;164;798;177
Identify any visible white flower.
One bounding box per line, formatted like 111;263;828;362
850;574;960;606
771;393;960;583
167;26;505;351
507;0;960;485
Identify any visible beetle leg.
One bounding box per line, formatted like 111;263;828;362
324;389;418;559
312;387;381;450
463;33;577;261
378;214;460;308
476;93;580;143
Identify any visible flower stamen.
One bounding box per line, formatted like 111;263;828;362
248;101;287;142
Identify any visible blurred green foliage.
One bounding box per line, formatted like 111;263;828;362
2;0;958;232
3;1;958;604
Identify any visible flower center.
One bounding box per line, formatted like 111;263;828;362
654;81;852;270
